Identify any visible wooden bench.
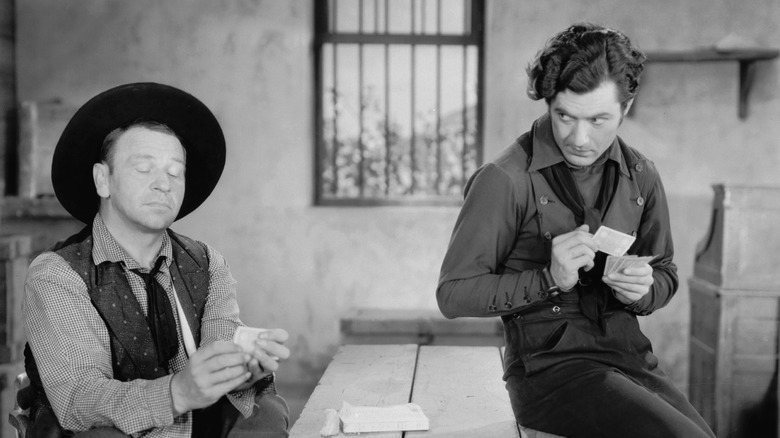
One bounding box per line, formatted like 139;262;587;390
340;308;504;346
289;344;562;437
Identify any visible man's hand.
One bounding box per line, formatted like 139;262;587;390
233;328;291;391
603;264;654;304
550;224;598;291
170;342;250;416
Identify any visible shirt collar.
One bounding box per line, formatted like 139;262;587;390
91;214;172;271
528;112;630;177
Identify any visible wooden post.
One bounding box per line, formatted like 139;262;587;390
0;234;31;438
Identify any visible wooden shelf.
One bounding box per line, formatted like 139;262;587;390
645;48;779;63
644;48;780;119
1;196;69;219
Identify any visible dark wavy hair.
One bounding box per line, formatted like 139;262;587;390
526;23;646;109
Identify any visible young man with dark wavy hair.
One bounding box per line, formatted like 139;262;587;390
437;23;715;438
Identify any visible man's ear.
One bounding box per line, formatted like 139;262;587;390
93;162;110;198
622;98;635;118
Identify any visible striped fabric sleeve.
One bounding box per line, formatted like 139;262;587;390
198;243;257;418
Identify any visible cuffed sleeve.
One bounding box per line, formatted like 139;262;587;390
199;244;256;417
437;163;549;318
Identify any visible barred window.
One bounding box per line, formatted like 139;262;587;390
314;0;484;206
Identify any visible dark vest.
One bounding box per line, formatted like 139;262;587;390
24;226;211;411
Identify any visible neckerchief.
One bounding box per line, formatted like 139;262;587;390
131;257;179;370
540;152;619;325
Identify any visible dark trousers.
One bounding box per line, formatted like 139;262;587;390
506;352;715;438
503;294;716;438
506;362;715;438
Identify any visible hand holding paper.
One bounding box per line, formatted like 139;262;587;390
233;326;271;353
592;226;656;303
592;225;656;276
549;224;599;291
231;327;290;390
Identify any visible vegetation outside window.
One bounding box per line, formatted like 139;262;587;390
314;0;484;205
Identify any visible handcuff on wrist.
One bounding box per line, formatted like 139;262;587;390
541;265;574;297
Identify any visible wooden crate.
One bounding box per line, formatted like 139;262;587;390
689;184;780;438
17;101;76;198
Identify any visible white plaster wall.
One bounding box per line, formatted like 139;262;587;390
16;0;453;383
16;0;780;391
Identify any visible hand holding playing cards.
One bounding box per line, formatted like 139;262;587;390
591;225;656;304
603;264;654;304
550;224;598;291
170;341;253;415
232;327;290;390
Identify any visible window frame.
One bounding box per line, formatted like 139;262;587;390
313;0;485;207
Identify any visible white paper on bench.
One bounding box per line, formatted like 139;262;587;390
339;401;430;433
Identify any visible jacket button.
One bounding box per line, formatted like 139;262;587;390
538;290;548;299
504;301;513;309
634;163;644;172
637;196;645;206
523;296;532;304
631;231;637;237
488;304;497;312
552;306;561;314
543;232;552;240
540;196;549;205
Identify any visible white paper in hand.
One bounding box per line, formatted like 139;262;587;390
592;226;635;257
232;326;269;353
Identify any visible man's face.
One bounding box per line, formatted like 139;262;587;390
549;80;630;167
94;126;186;234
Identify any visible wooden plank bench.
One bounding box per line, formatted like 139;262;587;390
340;308;504;346
288;344;521;437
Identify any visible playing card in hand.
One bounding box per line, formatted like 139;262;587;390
232;326;269;353
592;226;636;257
604;254;657;276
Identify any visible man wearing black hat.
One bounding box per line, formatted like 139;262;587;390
23;83;290;437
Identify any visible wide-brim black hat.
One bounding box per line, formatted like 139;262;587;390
52;82;226;224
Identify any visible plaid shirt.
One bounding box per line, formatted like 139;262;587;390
24;215;256;437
